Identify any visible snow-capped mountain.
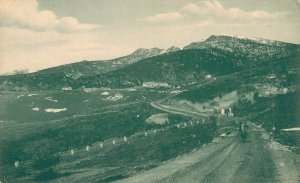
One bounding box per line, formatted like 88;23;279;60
183;35;299;60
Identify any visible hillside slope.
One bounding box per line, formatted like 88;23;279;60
0;35;299;91
35;48;165;77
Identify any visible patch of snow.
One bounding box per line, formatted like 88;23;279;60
32;107;40;112
45;97;58;103
45;108;67;113
170;90;182;94
62;86;72;91
28;94;38;97
248;37;278;45
66;73;82;79
220;133;227;137
106;93;123;101
281;127;300;132
160;49;167;54
142;82;169;88
146;113;169;125
127;88;137;91
83;87;99;93
101;91;110;96
205;74;212;79
16;95;24;99
267;74;276;79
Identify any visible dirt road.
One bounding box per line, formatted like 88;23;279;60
116;122;300;183
151;101;209;118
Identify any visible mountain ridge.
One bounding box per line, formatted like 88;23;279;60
3;35;299;77
0;35;299;91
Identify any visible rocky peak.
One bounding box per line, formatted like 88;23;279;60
165;46;181;53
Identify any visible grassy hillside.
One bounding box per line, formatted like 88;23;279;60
0;97;218;182
170;53;300;151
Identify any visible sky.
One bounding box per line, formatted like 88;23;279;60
0;0;299;74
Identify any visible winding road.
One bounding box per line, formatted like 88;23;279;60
151;101;209;118
116;102;300;183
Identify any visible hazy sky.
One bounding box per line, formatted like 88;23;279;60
0;0;299;74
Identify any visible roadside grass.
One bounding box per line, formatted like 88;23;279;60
0;100;204;182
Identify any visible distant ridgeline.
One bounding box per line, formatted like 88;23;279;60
0;35;299;91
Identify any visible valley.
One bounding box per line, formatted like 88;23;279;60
0;35;299;182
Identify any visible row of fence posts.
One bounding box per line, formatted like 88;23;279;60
13;118;207;168
68;118;206;155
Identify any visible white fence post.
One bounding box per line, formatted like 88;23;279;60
14;161;19;168
70;149;75;155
